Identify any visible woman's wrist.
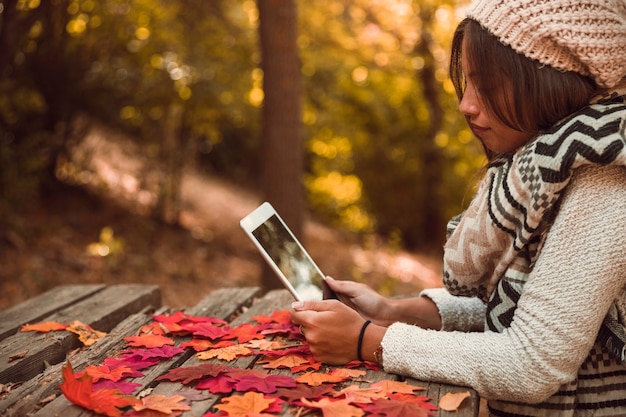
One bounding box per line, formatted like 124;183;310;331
385;296;442;330
360;323;386;364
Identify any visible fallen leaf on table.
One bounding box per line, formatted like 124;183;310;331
389;393;438;411
296;371;344;386
257;353;310;369
21;321;68;332
245;339;285;351
196;344;252;361
439;390;471;411
59;361;140;417
124;334;175;348
213;391;276;416
78;364;134;382
229;323;266;343
332;385;385;403
233;372;297;394
301;397;364;417
363;398;435;417
252;310;293;325
133;394;190;414
329;368;367;379
66;321;107;347
156;363;229;384
371;379;424;394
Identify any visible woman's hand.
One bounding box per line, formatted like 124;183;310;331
324;277;395;326
326;276;443;330
291;299;386;365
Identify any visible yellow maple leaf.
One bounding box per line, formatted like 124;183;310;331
196;344;252;361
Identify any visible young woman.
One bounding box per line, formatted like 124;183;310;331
291;0;626;415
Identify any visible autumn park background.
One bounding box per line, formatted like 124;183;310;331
0;0;484;310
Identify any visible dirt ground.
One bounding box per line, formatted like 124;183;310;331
0;124;444;311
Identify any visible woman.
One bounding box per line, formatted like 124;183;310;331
291;0;626;415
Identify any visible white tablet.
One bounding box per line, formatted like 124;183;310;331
240;202;338;301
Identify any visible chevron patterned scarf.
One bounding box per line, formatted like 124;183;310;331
442;85;626;361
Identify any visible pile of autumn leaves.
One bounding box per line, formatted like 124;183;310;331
21;310;469;417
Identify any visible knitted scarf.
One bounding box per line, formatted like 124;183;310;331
442;85;626;361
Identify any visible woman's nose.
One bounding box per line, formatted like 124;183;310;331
459;87;480;117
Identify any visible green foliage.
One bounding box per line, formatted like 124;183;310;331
0;0;483;250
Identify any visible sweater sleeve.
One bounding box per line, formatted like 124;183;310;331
381;165;626;403
420;288;485;332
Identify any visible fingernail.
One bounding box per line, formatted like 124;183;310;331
291;301;304;310
325;276;334;281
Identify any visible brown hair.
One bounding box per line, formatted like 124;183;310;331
450;18;597;157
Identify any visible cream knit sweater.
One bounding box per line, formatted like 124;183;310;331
381;165;626;404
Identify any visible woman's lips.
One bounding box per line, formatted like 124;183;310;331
470;123;489;138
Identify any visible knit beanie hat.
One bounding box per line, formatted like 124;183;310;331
466;0;626;88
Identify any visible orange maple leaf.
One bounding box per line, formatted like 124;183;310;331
252;310;292;325
80;364;133;382
329;368;367;379
133;394;191;414
371;379;424;394
59;361;140;417
333;385;386;403
301;397;364;417
124;334;175;348
245;339;285;351
21;321;68;333
196;344;252;361
438;390;471;411
66;321;107;347
296;371;345;387
257;354;310;370
213;391;275;415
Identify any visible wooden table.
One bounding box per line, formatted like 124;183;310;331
0;284;479;416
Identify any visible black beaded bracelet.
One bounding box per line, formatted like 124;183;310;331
357;320;371;362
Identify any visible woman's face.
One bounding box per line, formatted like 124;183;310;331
459;44;534;154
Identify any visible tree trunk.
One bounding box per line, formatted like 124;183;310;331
257;0;303;290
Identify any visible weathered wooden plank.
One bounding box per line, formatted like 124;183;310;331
31;287;262;417
0;284;161;384
0;285;106;341
0;305;168;417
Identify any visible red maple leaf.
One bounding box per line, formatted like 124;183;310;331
59;361;140;417
274;383;336;405
156;363;230;385
228;323;265;343
388;393;438;411
195;373;236;394
232;372;297;394
190;323;232;340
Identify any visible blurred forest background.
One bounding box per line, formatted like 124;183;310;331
0;0;484;310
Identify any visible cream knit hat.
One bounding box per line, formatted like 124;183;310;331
466;0;626;88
